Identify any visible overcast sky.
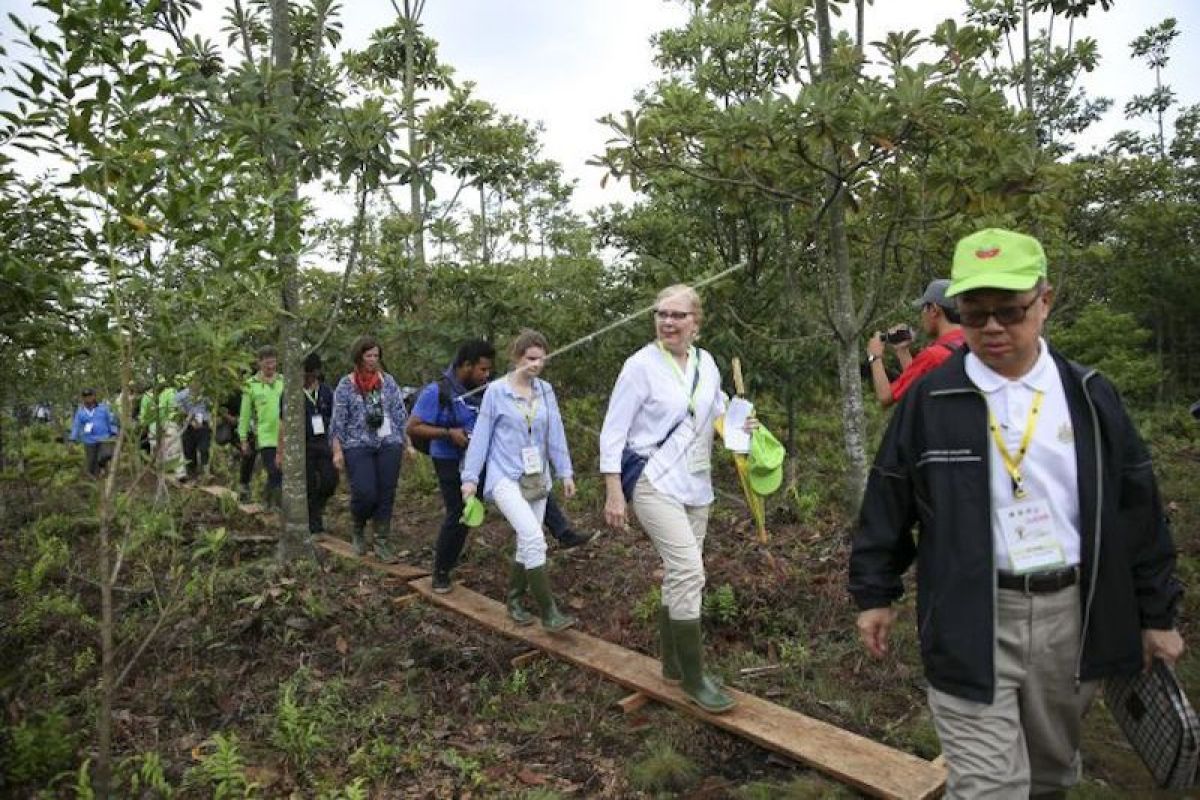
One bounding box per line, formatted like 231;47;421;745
1;0;1197;217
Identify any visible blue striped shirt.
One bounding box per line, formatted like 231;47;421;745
461;376;573;500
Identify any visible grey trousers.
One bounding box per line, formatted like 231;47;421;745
928;585;1099;798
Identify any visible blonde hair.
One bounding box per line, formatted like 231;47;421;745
508;329;550;362
655;284;703;324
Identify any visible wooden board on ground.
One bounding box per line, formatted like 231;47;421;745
409;577;946;800
315;535;429;580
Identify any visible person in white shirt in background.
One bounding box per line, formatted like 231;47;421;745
599;284;756;715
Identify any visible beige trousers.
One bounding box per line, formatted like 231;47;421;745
927;585;1099;799
631;475;711;619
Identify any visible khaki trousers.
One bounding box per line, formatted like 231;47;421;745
927;585;1099;799
631;475;710;619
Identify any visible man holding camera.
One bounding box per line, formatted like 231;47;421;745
867;278;965;408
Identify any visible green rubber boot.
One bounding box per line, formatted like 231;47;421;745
372;518;398;564
350;519;367;557
658;605;681;684
506;559;534;626
672;618;735;714
525;564;575;633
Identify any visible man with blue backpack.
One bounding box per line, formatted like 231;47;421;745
408;339;593;594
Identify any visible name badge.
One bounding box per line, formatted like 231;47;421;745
995;497;1067;574
310;415;325;435
521;446;543;475
686;438;711;474
84;422;94;434
378;414;393;438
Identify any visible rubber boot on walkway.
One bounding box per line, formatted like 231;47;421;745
658;605;681;684
506;558;534;626
372;518;398;563
350;518;368;557
525;564;575;633
671;618;735;714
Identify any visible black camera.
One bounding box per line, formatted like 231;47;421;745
364;391;385;429
880;327;913;345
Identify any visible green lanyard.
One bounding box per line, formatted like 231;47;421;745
658;341;700;417
303;387;318;408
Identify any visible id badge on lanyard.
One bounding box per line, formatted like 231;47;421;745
995;497;1066;574
310;415;325;435
378;414;393;438
519;392;542;474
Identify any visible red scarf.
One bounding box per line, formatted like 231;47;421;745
352;367;382;394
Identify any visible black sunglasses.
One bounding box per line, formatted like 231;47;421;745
959;291;1043;329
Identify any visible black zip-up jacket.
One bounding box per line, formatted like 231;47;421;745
849;348;1180;704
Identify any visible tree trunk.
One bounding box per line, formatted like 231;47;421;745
270;0;311;563
814;0;869;504
479;183;489;265
1022;0;1036;143
402;7;426;275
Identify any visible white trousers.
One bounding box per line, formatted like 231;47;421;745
631;475;710;619
492;476;548;569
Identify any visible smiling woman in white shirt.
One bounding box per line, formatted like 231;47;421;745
599;284;746;714
461;329;577;633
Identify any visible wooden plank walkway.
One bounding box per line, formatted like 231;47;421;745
409;577;947;800
194;479;943;798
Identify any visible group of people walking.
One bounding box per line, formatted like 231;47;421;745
57;225;1188;798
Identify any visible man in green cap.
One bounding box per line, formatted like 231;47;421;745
850;228;1184;798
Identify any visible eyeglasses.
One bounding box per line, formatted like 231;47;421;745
959;291;1043;329
653;309;693;321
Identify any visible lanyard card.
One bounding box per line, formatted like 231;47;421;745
521;446;543;475
996;497;1067;574
311;415;325;435
378;414;392;438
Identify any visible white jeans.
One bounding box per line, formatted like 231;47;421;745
492;476;549;569
632;474;710;619
160;421;186;479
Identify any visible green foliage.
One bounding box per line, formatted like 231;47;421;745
270;673;345;771
183;733;258;800
3;709;77;785
628;739;700;794
702;583;739;625
1051;306;1160;400
632;586;663;625
439;748;485;788
317;777;369;800
121;751;174;798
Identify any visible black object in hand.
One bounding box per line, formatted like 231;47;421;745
881;328;913;345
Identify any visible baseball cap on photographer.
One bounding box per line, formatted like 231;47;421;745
911;279;955;311
946;228;1047;297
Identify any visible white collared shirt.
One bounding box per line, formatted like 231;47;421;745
965;339;1081;571
600;342;726;506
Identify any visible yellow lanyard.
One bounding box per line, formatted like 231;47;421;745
303;387;318;408
657;341;699;416
988;390;1044;499
518;391;539;437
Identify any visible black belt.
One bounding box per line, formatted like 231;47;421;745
997;565;1079;594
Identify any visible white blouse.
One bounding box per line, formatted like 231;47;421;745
599;342;726;506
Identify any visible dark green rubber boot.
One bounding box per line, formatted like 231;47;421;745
506;559;534;626
658;605;681;684
372;519;398;563
525;565;575;633
350;518;367;557
672;618;735;714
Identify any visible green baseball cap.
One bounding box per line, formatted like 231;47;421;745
461;495;485;528
946;228;1047;297
747;426;784;497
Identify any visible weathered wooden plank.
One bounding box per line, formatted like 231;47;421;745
315;535;429;579
510;650;543;669
408;577;946;800
617;691;651;714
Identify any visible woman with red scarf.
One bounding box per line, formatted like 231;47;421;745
330;335;408;561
